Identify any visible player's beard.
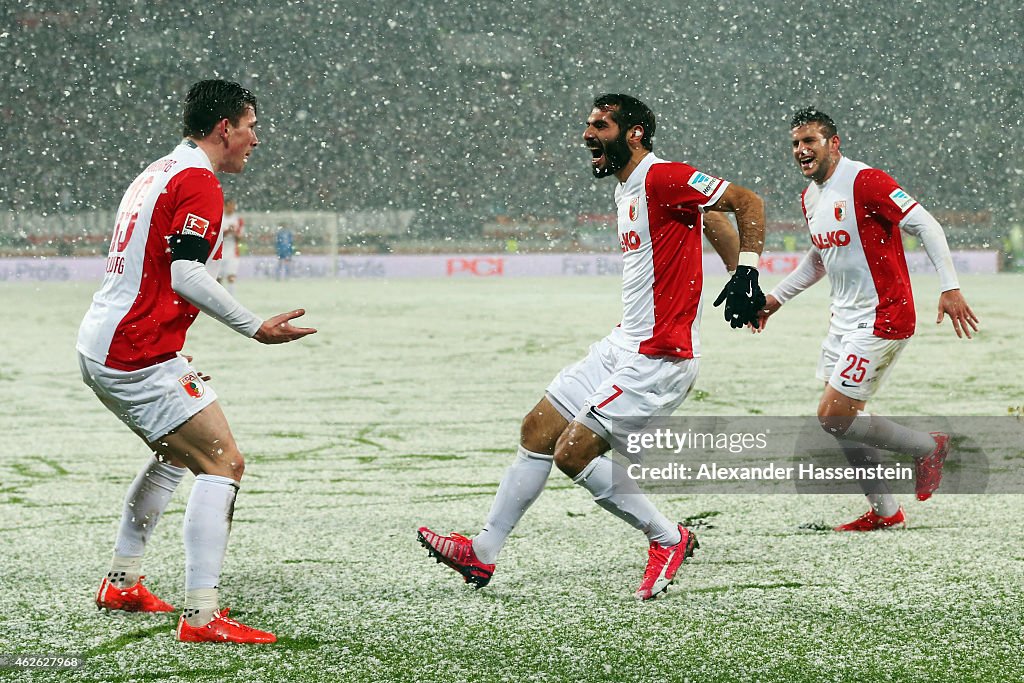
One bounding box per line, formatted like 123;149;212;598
591;132;632;178
801;150;837;184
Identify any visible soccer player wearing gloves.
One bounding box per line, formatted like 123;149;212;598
714;250;767;328
418;94;766;599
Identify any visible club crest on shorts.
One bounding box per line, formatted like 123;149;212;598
834;200;847;221
179;372;205;399
628;197;640;221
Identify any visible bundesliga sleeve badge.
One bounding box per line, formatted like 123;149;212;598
182;213;211;238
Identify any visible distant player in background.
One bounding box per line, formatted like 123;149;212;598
77;79;316;643
215;199;244;294
418;93;767;599
755;107;979;531
275;224;294;280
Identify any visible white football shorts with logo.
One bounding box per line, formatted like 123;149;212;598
817;328;909;401
545;336;699;460
78;353;217;442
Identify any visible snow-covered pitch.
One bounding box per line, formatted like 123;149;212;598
1;273;1021;682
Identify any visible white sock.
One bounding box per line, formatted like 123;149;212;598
183;588;220;627
473;446;553;564
109;457;187;585
867;493;901;519
573;456;680;546
183;474;238;624
836;439;900;518
107;556;143;589
843;412;936;458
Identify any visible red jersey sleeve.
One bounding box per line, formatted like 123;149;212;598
646;162;729;221
854;168;919;226
165;167;224;251
647;162;728;207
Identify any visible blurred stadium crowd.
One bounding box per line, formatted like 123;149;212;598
1;1;1020;254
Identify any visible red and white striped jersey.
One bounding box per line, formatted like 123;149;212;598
608;153;729;359
77;141;225;370
801;156;918;338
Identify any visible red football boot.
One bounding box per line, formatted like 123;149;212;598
95;576;174;613
834;506;907;532
915;432;950;501
635;524;699;601
417;527;495;587
176;609;277;644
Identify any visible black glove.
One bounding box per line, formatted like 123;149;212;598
713;265;767;329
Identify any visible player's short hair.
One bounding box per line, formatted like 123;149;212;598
182;80;258;139
790;107;838;139
593;93;656;151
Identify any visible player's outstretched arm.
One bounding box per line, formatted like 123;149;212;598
898;206;978;339
169;246;263;337
749;248;826;334
254;309;317;344
750;294;782;334
936;290;979;339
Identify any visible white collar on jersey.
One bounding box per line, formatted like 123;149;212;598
617;152;661;196
177;139;215;173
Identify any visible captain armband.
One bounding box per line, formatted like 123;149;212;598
168;233;212;263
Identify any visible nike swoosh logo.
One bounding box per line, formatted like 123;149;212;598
746;283;753;298
659;548;678;582
840;381;858;388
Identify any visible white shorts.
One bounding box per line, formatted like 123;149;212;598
817;328;909;401
78;353;218;442
546;336;699;458
221;256;240;278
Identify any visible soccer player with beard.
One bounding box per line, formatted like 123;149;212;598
418;94;767;599
755;107;979;531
